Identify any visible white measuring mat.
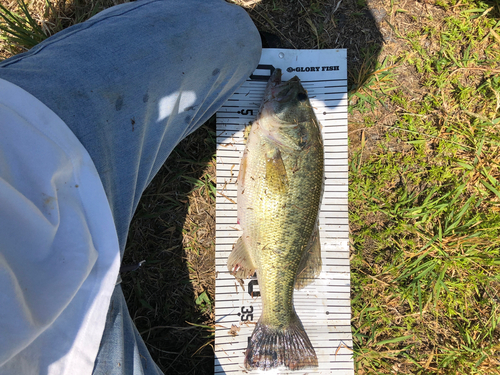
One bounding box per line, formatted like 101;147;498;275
214;49;352;375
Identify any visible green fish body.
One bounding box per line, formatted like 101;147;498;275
227;69;324;370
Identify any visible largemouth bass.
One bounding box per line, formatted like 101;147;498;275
227;69;324;370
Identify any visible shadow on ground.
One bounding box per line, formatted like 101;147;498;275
121;120;217;375
121;1;384;373
245;0;385;90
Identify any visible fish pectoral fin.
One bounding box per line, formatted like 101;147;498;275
295;223;322;290
275;130;304;152
265;148;289;194
227;236;257;279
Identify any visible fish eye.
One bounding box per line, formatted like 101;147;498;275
297;92;308;102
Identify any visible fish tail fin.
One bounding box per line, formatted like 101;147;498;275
244;314;318;370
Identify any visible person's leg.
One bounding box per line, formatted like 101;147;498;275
0;0;260;255
93;285;164;375
0;1;261;373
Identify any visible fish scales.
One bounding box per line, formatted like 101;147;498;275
227;69;324;371
243;125;322;325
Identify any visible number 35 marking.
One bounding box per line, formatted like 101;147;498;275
240;306;253;321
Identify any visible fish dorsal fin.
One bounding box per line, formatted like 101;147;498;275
227;236;257;279
265;147;289;194
295;224;322;289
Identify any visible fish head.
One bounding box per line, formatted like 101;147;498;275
258;69;318;151
261;69;312;124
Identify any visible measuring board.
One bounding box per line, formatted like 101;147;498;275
215;49;352;375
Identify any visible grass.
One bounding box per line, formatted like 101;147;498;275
0;0;47;48
1;0;500;374
0;0;109;57
348;0;500;373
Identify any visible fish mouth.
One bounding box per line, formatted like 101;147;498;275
264;69;291;102
260;70;281;119
264;69;302;102
270;68;282;86
268;69;301;88
263;68;282;100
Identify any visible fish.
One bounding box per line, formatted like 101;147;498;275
227;68;324;370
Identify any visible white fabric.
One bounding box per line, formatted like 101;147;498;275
0;78;121;375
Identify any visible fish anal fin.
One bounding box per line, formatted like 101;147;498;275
265;148;288;194
227;236;256;279
295;224;322;290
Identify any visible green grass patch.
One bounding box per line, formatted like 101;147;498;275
350;1;500;373
0;0;48;49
